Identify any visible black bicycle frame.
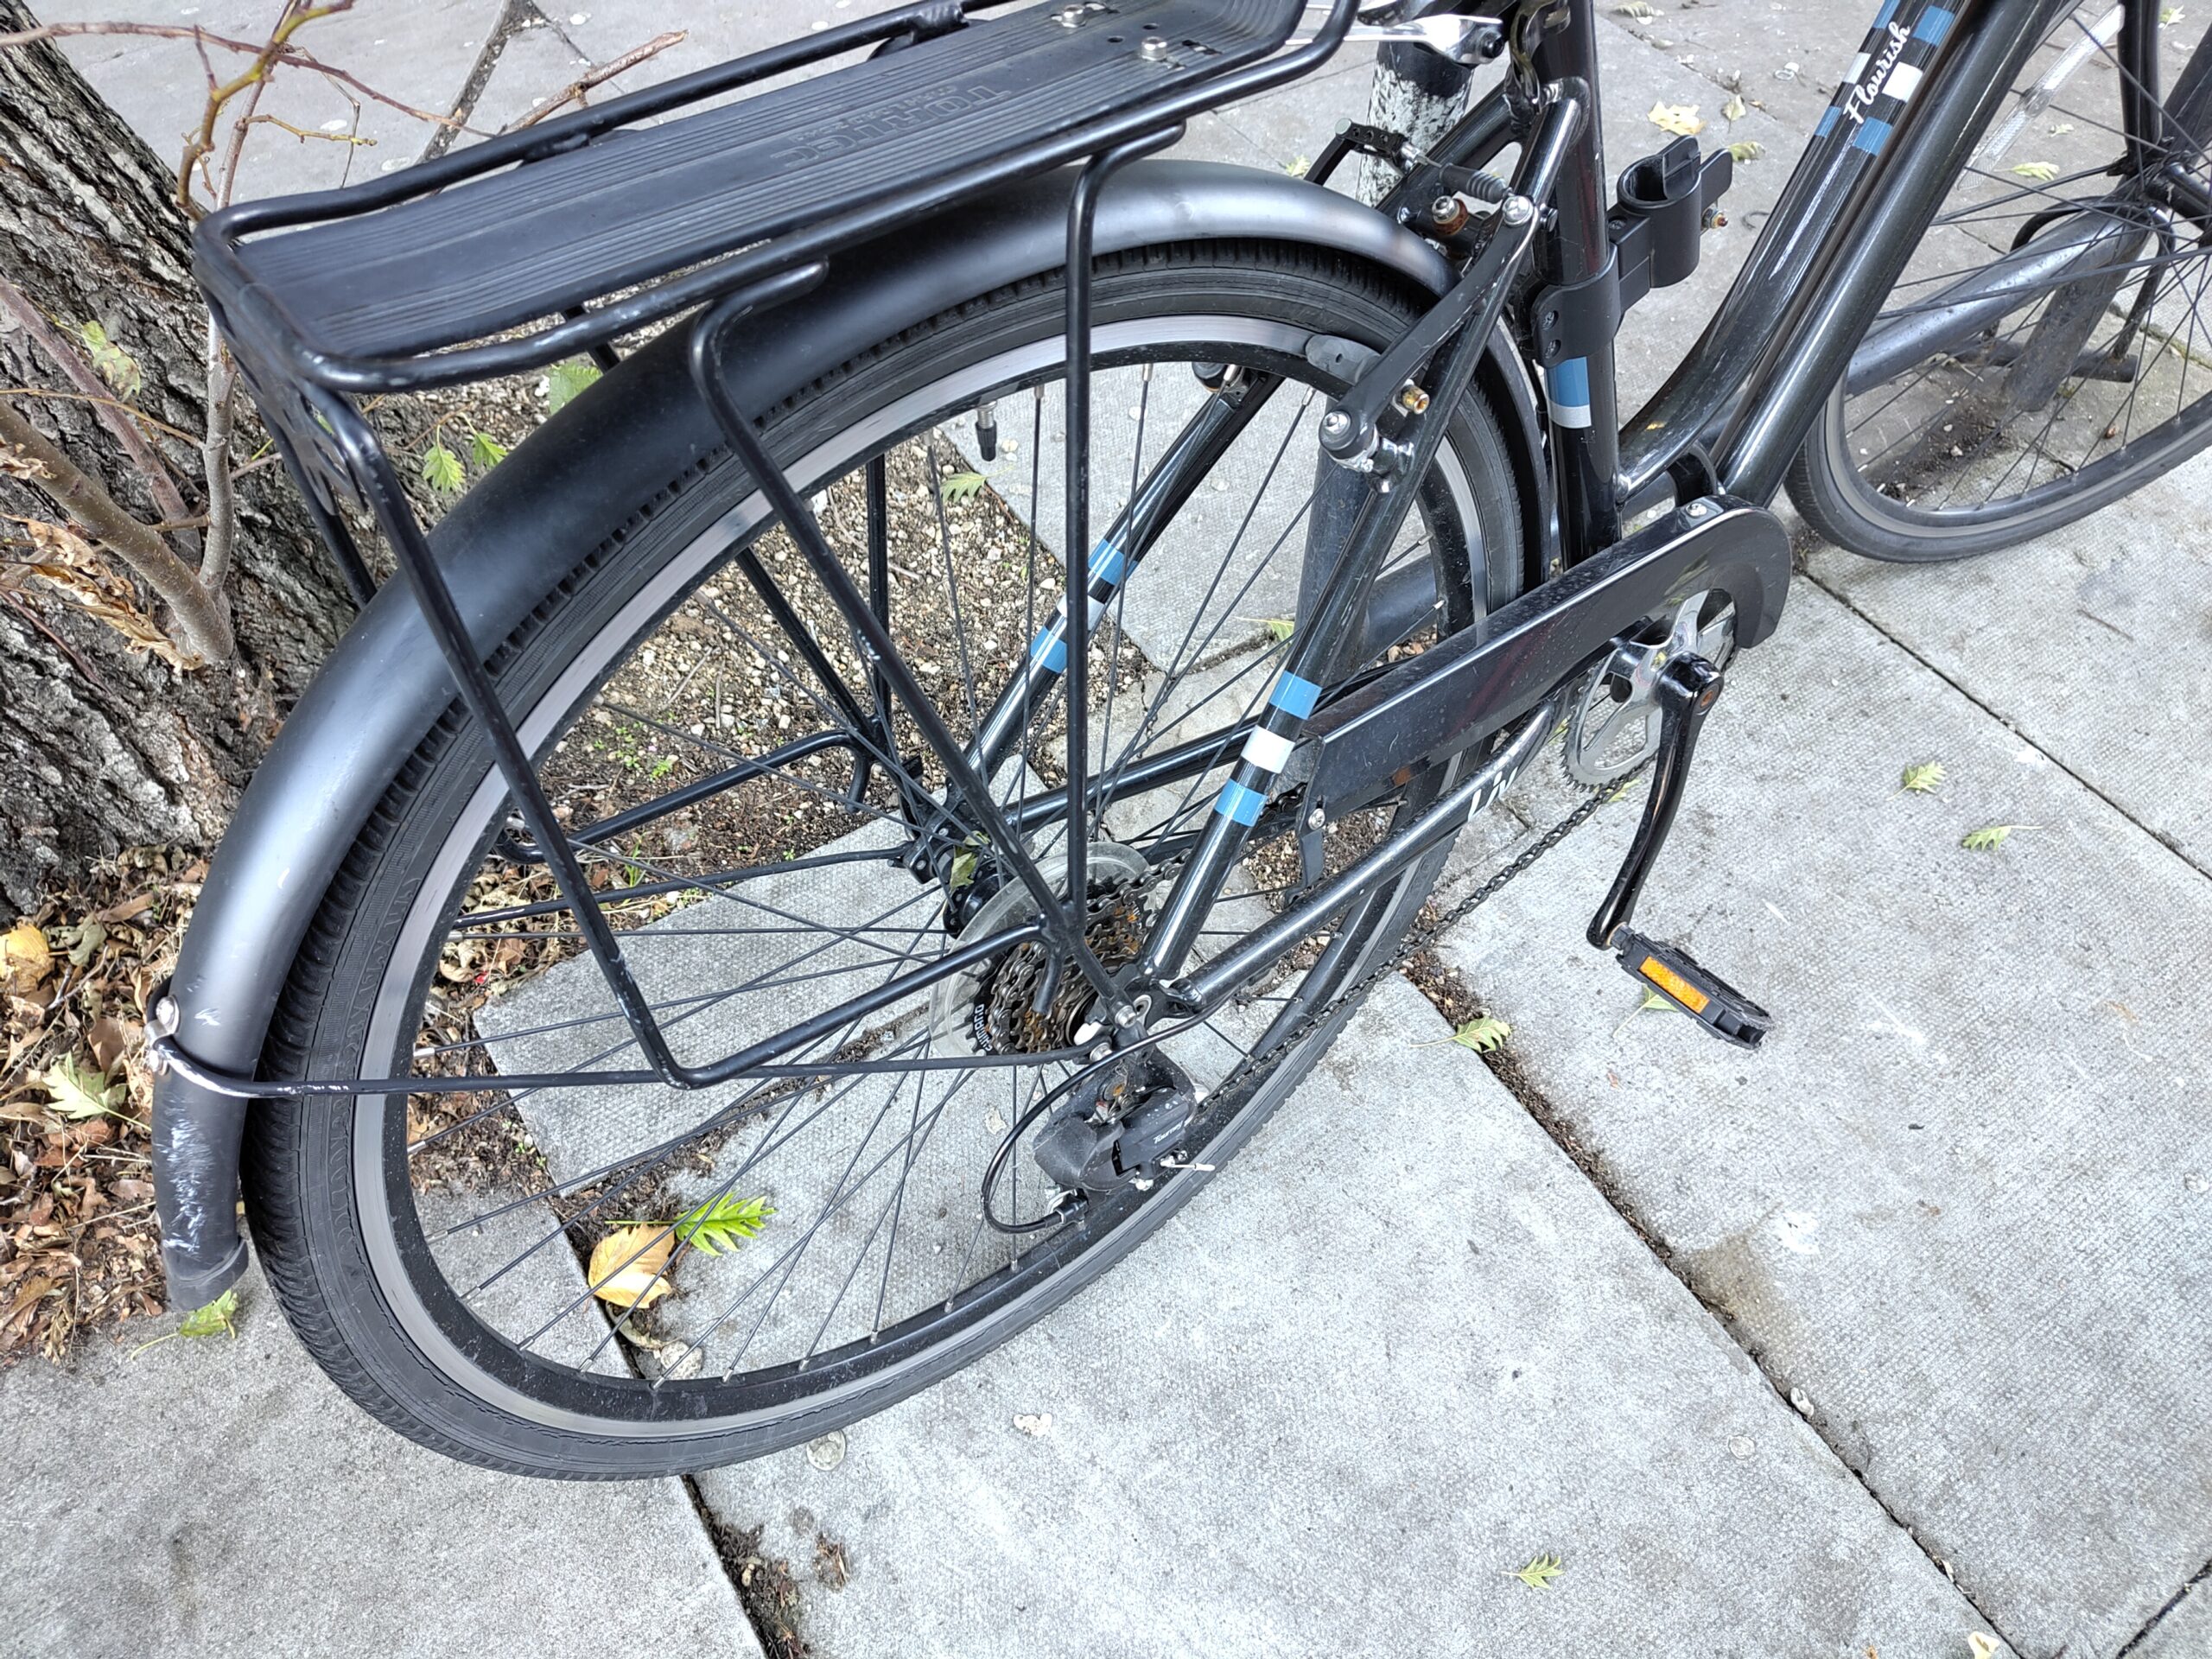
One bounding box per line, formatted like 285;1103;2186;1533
159;0;2152;1106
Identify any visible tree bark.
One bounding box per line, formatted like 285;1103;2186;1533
0;0;354;918
1355;41;1475;207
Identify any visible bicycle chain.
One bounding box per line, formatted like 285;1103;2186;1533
1072;766;1633;1144
1184;775;1623;1108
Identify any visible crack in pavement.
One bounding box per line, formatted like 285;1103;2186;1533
1805;563;2212;884
2114;1552;2212;1658
1408;970;2036;1654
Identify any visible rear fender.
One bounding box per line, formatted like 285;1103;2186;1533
153;159;1550;1306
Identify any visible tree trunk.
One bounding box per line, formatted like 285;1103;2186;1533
0;0;354;918
1355;41;1475;207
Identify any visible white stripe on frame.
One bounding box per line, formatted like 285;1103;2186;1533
1242;727;1296;773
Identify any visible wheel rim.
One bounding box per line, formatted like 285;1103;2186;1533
340;305;1502;1438
1829;2;2212;534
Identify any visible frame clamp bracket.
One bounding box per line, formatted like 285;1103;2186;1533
1529;135;1732;371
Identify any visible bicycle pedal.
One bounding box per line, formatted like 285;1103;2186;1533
1612;928;1771;1049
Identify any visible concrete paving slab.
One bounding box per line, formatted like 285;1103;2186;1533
1599;2;1872;139
44;0;503;200
0;1239;760;1657
1807;448;2212;873
691;976;2008;1659
1433;582;2212;1658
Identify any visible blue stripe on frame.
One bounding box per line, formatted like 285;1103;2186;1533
1028;624;1066;672
1214;779;1265;825
1872;0;1899;28
1268;672;1322;719
1851;117;1893;155
1815;106;1840;139
1087;540;1128;587
1913;6;1955;44
1548;355;1592;406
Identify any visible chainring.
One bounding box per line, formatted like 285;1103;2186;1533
1561;591;1736;786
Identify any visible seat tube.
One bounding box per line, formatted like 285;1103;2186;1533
1529;0;1622;563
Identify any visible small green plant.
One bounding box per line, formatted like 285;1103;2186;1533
671;1193;774;1256
76;321;143;396
545;359;603;412
940;470;987;503
421;441;465;493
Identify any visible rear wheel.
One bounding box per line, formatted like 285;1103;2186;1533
1789;1;2212;560
243;241;1531;1477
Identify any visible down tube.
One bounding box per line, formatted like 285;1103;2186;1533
1618;0;2066;505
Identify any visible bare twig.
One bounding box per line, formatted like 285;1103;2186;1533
245;112;376;148
506;30;687;130
0;16;484;209
175;3;355;214
198;321;239;598
0;390;198;448
0;401;232;662
0;588;109;690
0;276;193;530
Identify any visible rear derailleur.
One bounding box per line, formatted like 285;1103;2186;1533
1032;1048;1200;1198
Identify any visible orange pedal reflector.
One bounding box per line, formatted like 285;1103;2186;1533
1637;953;1709;1014
1612;928;1771;1049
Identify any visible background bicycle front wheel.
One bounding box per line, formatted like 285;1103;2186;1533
242;239;1531;1477
1789;1;2212;560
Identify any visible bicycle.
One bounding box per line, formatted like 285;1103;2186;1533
145;0;2212;1476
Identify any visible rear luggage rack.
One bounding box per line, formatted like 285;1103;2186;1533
196;0;1321;394
162;0;1377;1109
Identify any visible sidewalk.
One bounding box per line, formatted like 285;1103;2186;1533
10;3;2207;1656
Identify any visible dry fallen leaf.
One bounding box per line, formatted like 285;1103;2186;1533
1649;101;1704;136
2;921;52;992
18;522;192;669
1967;1636;2000;1659
587;1225;675;1308
86;1015;135;1074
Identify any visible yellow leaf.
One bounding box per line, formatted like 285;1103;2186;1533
1967;1636;2000;1659
587;1225;674;1308
2;920;52;991
1723;92;1748;121
1649;102;1704;137
1510;1552;1565;1588
1452;1015;1511;1052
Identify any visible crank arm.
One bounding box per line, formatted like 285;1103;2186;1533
1585;653;1775;1049
1586;654;1720;951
